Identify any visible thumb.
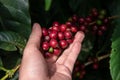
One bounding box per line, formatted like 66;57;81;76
19;23;48;80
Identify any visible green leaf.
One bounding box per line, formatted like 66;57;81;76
110;0;120;80
0;43;17;51
110;20;120;80
45;0;52;11
0;31;26;53
0;0;31;38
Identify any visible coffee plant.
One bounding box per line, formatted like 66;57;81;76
0;0;120;80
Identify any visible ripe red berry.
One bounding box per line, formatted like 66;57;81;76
66;21;72;27
44;35;50;41
49;31;57;39
53;48;61;56
93;63;99;69
100;25;107;31
91;8;97;12
59;40;68;49
52;26;59;31
72;15;78;22
103;18;109;23
49;39;58;48
45;52;52;58
58;32;65;40
52;21;60;26
42;42;49;51
91;8;98;17
48;28;52;34
66;27;71;31
64;31;72;39
92;11;98;17
42;28;48;36
92;25;98;31
60;24;67;32
80;25;86;31
78;17;85;24
86;16;92;23
98;30;103;36
71;26;78;33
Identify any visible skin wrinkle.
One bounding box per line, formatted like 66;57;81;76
51;72;71;80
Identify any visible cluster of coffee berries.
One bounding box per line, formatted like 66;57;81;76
88;57;99;70
42;21;78;58
73;61;86;79
68;8;110;36
41;8;110;58
72;57;99;79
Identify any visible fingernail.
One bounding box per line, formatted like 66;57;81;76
75;31;85;43
79;31;85;41
32;23;39;30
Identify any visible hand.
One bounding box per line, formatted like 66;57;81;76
19;23;84;80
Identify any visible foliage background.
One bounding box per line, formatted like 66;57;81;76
0;0;120;80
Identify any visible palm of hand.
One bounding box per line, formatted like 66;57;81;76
19;23;84;80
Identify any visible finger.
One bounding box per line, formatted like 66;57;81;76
26;23;42;48
56;32;84;64
63;32;84;72
20;23;49;80
55;33;84;79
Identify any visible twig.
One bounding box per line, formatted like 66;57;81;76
84;54;110;66
0;65;20;80
89;15;120;26
0;67;8;72
108;15;120;20
1;74;9;80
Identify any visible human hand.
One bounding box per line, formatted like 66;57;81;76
19;23;84;80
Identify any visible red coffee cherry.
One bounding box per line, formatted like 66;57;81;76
60;24;67;32
49;30;57;39
42;28;48;36
59;40;68;49
64;31;72;39
58;32;65;40
42;42;49;51
49;39;58;48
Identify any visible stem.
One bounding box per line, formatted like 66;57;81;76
89;21;96;25
1;74;9;80
108;15;120;20
0;67;8;72
89;15;120;26
0;65;20;80
84;54;110;66
13;65;20;73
